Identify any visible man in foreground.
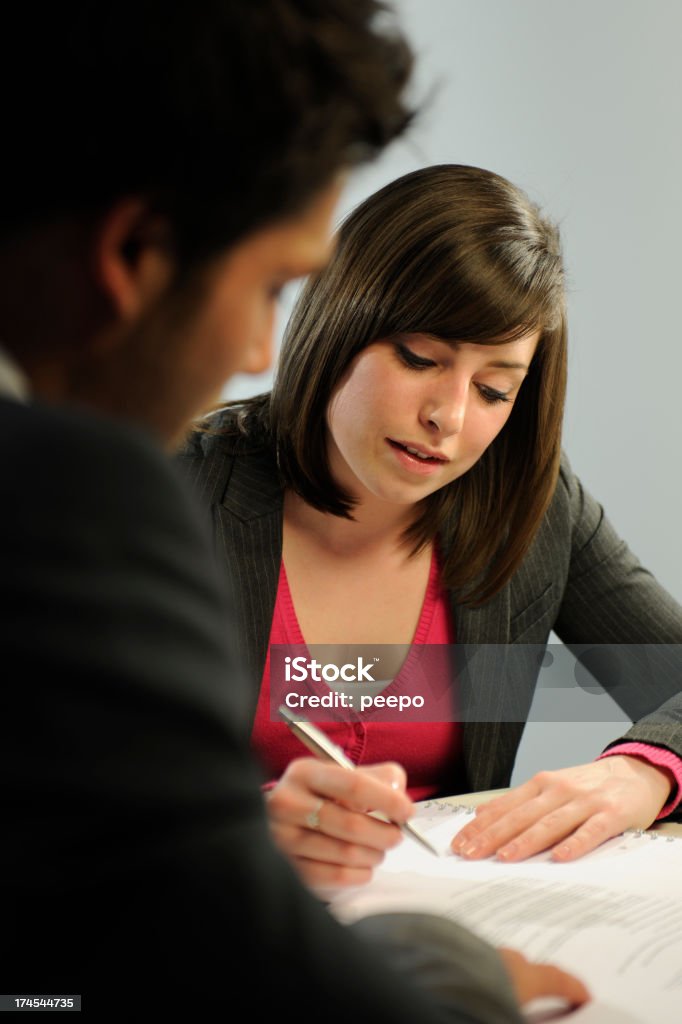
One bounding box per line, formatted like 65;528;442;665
0;2;588;1017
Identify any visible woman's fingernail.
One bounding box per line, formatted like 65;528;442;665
497;843;517;860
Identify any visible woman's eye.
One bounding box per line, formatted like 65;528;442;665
476;384;511;405
396;343;436;370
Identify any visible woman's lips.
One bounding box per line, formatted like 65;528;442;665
387;438;448;475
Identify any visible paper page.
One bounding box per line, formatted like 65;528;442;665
328;801;682;1023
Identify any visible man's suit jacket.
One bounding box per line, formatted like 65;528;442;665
178;409;682;800
1;396;524;1022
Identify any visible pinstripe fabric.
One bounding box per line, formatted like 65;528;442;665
177;412;682;803
179;425;283;694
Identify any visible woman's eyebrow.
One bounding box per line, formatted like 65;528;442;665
484;359;529;371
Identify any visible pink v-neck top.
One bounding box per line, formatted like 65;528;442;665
250;550;682;814
250;547;465;800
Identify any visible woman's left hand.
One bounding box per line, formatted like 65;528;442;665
450;755;675;862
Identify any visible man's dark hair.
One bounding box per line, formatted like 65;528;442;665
1;0;413;265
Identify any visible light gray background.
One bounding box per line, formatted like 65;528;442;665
225;1;682;785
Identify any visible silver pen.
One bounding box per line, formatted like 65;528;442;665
278;704;440;857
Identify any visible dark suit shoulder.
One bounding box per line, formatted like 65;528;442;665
512;448;620;602
504;451;578;629
529;449;600;559
0;397;248;725
515;449;576;564
178;401;272;460
177;402;281;515
1;398;198;528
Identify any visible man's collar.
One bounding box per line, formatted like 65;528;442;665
0;347;30;402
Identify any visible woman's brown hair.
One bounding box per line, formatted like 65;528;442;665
231;164;567;605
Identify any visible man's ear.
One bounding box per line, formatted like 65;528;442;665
94;198;175;322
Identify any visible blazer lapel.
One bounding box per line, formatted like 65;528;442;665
451;585;526;791
214;444;284;718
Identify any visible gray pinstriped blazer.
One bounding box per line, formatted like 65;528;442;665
178;411;682;804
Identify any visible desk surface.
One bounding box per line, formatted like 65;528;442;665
448;790;682;837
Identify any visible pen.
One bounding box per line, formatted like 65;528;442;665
277;704;440;857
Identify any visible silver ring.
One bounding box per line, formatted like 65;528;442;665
305;798;324;830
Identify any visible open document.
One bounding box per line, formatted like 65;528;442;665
328;801;682;1023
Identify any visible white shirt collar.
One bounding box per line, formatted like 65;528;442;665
0;347;30;402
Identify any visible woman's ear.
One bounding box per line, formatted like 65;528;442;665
94;198;175;322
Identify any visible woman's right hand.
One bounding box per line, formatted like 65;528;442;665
265;756;414;889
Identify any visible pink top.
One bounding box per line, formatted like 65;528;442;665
250;547;464;801
250;549;682;816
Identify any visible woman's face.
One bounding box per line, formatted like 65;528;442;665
326;331;539;508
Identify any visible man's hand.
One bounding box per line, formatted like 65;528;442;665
499;948;591;1009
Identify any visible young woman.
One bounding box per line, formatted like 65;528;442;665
179;164;682;889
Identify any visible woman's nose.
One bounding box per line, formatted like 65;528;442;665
420;381;468;436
